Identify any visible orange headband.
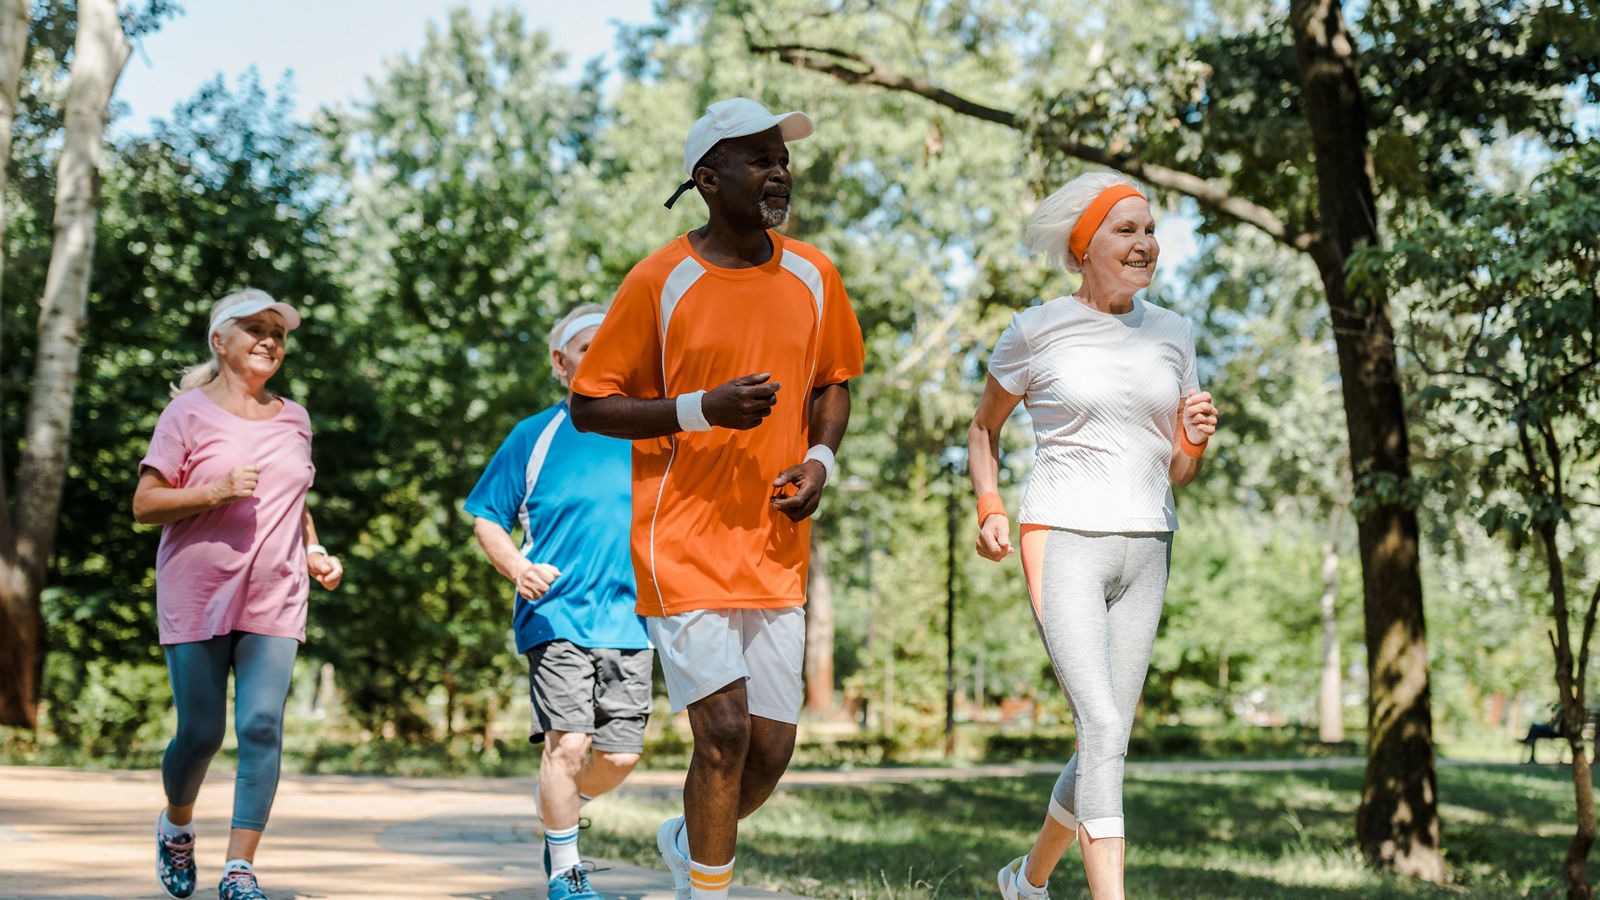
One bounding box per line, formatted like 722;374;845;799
1068;184;1146;264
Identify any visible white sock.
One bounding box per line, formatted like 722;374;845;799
546;824;582;874
688;856;734;900
222;858;253;876
1014;855;1048;897
158;810;194;839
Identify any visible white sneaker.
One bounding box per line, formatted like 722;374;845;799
656;815;691;900
997;855;1048;900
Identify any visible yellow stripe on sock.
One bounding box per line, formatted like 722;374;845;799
689;870;734;890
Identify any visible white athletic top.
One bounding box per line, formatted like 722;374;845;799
988;295;1199;532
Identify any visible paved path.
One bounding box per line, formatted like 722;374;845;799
0;766;792;900
0;756;1389;899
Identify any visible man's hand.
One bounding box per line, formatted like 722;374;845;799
770;459;826;522
975;515;1013;562
514;561;563;601
703;373;781;430
308;551;343;590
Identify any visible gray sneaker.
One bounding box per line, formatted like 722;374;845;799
997;855;1047;900
656;816;691;900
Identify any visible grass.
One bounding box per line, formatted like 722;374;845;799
571;763;1580;899
4;714;1584;896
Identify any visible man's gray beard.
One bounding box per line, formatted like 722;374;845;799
760;203;789;229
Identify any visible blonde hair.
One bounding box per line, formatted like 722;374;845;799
547;302;607;385
1024;171;1149;274
170;290;275;397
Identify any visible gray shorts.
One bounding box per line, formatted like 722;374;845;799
526;640;654;753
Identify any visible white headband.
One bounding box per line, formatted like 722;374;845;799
557;312;606;350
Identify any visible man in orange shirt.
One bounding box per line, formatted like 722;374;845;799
569;97;864;900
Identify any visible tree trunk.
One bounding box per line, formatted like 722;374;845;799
805;533;836;714
0;0;130;728
1535;509;1598;899
1567;744;1597;900
1289;0;1441;880
0;0;32;729
1319;503;1345;743
0;0;28;291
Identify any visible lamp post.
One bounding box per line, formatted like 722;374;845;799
939;445;967;759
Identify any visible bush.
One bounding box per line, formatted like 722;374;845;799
983;730;1076;762
982;723;1362;763
43;655;171;759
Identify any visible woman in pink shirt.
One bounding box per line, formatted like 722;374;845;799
133;289;342;900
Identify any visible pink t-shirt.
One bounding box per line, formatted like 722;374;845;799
139;389;315;645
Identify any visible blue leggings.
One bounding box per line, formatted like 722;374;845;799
162;632;298;831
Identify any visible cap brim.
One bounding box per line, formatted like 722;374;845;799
233;300;301;329
774;111;814;142
267;302;302;329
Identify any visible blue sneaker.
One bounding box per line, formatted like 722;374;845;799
218;869;269;900
548;865;602;900
155;819;196;899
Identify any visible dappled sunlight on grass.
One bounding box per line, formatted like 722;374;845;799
575;764;1576;899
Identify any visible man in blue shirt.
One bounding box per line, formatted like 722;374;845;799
464;303;650;900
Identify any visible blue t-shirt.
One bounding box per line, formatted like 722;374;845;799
463;401;647;653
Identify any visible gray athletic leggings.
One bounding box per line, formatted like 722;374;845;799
162;632;298;831
1025;527;1171;840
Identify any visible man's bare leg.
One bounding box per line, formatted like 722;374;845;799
578;750;642;799
541;730;591;830
737;714;796;818
683;681;754;865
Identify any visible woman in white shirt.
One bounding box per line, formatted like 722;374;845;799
968;171;1219;900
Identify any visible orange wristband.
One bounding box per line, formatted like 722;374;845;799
1179;428;1208;458
977;492;1007;525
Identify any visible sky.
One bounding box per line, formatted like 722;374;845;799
113;0;657;133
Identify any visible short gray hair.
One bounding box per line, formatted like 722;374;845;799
1024;171;1148;274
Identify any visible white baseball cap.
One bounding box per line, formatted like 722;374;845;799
682;98;814;176
665;98;814;208
207;288;301;341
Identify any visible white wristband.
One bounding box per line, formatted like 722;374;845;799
804;444;836;484
305;544;328;558
676;390;712;432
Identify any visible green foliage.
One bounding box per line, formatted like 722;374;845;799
41;654;170;758
309;7;624;734
1381;141;1600;553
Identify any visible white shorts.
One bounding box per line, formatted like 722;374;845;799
647;607;806;723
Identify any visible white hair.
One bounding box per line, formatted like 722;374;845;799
1024;171;1149;274
547;302;607;384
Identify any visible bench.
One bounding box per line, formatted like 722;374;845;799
1521;709;1599;764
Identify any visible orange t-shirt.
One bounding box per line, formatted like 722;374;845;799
571;231;865;617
